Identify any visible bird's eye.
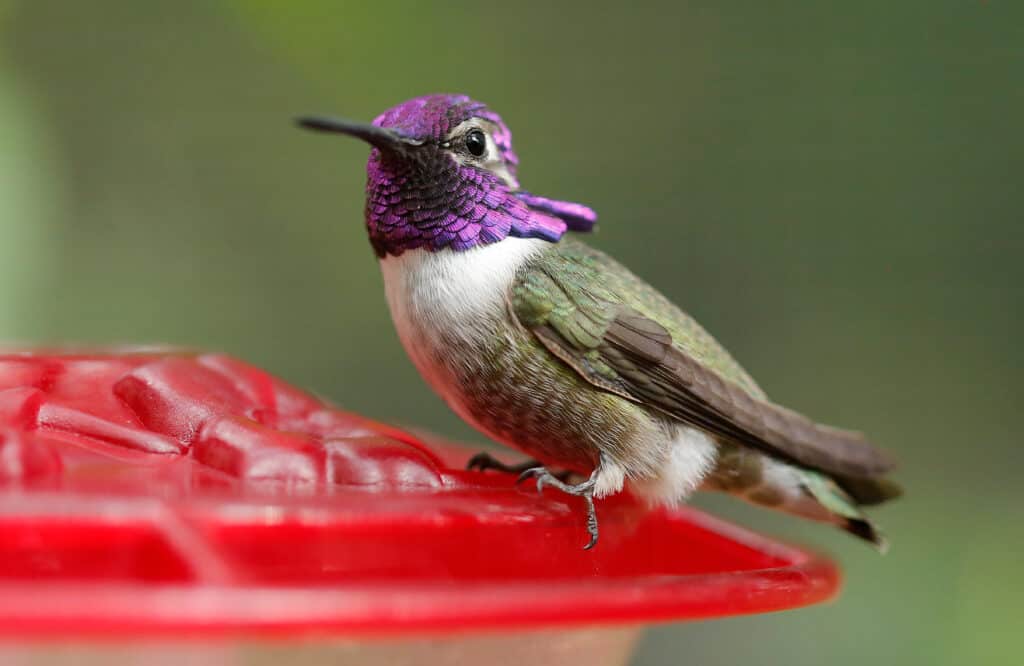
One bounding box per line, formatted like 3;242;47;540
464;129;487;157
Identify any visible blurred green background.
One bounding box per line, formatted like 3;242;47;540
1;2;1021;664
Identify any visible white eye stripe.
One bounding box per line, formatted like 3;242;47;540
445;118;517;188
446;120;496;159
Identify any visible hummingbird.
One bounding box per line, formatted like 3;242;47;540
298;94;901;550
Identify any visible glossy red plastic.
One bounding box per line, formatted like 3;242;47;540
0;350;840;638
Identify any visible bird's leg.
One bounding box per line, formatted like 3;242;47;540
516;454;605;550
466;451;574;482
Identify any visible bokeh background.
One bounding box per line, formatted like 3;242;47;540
1;2;1021;664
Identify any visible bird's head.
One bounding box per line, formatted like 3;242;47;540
298;94;596;257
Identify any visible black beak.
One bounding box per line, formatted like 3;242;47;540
295;115;423;151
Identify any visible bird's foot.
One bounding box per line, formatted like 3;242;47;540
517;456;604;550
467;452;573;482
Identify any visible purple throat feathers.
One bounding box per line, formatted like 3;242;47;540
363;94;597;257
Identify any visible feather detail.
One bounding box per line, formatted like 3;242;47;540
510;238;899;480
600;310;896;478
514;191;598;231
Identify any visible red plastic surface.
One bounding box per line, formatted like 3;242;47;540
0;351;840;638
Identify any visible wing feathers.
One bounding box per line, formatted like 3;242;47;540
602;311;896;477
510;248;896;480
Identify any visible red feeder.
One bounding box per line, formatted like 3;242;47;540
0;350;840;665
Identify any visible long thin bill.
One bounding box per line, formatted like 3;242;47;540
295;116;422;150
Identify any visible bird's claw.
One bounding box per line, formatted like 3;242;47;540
515;465;549;493
467;451;544;475
467;452;535;475
470;452;573;482
467;451;503;472
516;462;602;550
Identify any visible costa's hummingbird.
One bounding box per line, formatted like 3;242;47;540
298;94;901;550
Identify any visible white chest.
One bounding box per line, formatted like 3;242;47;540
378;238;546;406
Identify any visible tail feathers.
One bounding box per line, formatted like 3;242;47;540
706;446;900;552
800;470;892;552
841;516;888;552
835;475;904;506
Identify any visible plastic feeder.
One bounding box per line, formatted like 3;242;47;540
0;350;840;665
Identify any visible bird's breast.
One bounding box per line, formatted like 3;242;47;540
378;239;547;421
377;238;666;474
